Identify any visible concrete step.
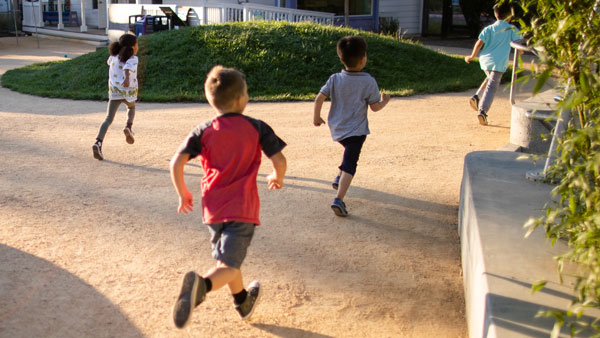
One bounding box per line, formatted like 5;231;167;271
459;151;598;338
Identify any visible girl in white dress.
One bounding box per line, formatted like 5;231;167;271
93;33;139;161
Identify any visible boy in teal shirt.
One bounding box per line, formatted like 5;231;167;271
465;2;522;125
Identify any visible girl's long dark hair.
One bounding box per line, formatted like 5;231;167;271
109;33;137;63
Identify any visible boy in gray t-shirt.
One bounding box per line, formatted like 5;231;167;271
313;36;390;217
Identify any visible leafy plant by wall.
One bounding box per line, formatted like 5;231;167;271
521;0;600;336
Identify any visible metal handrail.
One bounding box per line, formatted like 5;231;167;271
509;41;537;105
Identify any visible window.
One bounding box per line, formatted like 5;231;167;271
297;0;372;16
92;0;97;9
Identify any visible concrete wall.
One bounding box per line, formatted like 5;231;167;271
379;0;422;35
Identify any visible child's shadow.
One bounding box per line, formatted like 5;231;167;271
485;124;510;129
102;159;204;177
252;323;334;338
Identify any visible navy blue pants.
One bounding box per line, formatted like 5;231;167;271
338;135;366;176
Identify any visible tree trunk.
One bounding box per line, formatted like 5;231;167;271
344;0;349;27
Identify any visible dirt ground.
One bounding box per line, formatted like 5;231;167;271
0;36;528;338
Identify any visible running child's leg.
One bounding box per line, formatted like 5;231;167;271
479;71;503;115
331;135;366;216
204;222;259;319
336;172;354;201
336;135;366;201
476;78;488;97
123;101;136;144
125;101;135;128
470;77;488;111
96;99;123;141
203;262;243;294
174;222;256;327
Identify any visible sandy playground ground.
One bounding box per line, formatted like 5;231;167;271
0;36;532;337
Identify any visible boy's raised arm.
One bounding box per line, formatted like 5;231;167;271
170;152;194;214
266;152;287;190
313;93;327;126
369;93;390;112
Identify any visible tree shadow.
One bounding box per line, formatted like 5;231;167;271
260;174;453;216
483;293;596;338
486;273;573;302
0;244;143;338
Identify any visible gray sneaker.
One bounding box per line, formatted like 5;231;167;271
123;127;135;144
235;281;261;320
469;95;479;111
92;141;104;161
173;271;206;329
477;112;488;126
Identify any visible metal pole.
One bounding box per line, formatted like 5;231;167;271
31;0;40;48
12;0;19;44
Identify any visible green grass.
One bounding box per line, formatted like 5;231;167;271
1;21;495;102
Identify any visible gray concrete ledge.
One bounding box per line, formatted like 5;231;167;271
459;151;597;338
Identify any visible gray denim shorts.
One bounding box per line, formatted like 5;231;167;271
207;221;255;269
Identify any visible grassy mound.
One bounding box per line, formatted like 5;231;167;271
1;21;490;102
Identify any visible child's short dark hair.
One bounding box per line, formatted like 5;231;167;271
204;65;247;110
109;33;137;63
494;2;513;20
337;36;367;69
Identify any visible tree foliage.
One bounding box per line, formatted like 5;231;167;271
520;0;600;336
458;0;496;37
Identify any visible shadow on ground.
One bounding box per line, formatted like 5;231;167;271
0;244;143;338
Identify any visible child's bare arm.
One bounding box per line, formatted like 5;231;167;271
266;151;287;190
123;69;131;87
465;39;484;63
170;152;194;214
313;93;327;126
369;93;391;112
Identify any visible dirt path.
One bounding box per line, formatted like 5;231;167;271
0;36;523;337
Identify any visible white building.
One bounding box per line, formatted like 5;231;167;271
20;0;429;44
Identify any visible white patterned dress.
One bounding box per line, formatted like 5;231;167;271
107;55;138;103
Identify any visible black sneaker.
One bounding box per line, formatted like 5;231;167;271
469;95;479;111
477;112;488;126
123;127;135;144
331;197;348;217
92;141;104;161
235;281;261;320
332;175;341;190
173;271;206;329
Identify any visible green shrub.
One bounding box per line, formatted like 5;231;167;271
1;21;485;102
521;0;600;335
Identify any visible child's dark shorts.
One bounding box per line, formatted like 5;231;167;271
338;135;367;176
207;221;255;269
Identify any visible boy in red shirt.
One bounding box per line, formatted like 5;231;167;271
170;65;287;328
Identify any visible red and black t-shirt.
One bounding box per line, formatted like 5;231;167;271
178;113;286;225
